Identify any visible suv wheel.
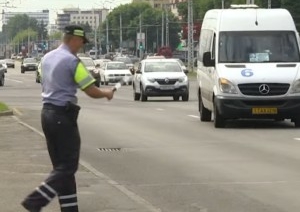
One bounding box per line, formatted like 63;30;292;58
294;119;300;128
141;86;148;102
173;95;180;101
182;93;189;102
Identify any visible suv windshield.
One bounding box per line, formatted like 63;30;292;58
145;62;182;73
81;58;95;67
107;62;127;70
24;58;37;63
219;31;300;63
115;57;132;64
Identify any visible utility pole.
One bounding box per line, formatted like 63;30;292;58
222;0;224;9
188;0;194;72
119;13;122;53
268;0;271;8
106;19;109;53
161;9;164;47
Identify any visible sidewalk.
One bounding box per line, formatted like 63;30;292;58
0;116;157;212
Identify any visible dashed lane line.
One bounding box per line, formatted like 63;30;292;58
188;115;200;119
6;78;23;83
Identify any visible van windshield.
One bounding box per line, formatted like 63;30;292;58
219;31;300;63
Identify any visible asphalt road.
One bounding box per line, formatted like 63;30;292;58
2;62;300;212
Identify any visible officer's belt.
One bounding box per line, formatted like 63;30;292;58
43;103;80;112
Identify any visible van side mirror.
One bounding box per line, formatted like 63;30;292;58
203;52;215;67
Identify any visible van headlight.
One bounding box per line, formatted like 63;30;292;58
291;79;300;93
179;76;188;83
219;78;238;94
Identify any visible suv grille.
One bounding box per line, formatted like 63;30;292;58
238;83;290;96
156;79;178;85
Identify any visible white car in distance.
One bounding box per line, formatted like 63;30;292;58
101;61;133;85
133;59;189;102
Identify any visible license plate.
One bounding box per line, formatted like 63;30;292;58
252;108;278;115
160;86;174;90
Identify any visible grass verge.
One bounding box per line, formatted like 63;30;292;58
0;102;9;112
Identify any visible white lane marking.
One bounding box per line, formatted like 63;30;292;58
156;108;164;111
294;138;300;141
6;78;23;83
188;115;200;119
13;116;162;212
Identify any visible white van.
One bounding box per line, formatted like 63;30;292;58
197;6;300;128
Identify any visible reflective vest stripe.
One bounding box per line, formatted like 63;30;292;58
74;62;95;90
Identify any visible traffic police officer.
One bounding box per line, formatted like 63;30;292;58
21;25;114;212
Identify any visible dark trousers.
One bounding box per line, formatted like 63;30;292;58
22;103;81;212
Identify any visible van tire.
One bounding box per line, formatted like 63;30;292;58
214;100;226;128
294;119;300;128
199;97;211;122
141;86;147;102
0;75;4;86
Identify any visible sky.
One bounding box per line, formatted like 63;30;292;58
2;0;132;24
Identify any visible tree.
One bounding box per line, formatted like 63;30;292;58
101;2;181;51
49;31;63;40
2;14;39;41
37;20;48;40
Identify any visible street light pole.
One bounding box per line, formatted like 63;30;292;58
161;9;164;47
165;5;169;46
106;19;109;53
268;0;271;8
188;0;194;72
93;8;98;58
119;13;122;53
222;0;224;9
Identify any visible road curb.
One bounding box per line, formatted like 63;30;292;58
12;116;162;212
0;110;14;116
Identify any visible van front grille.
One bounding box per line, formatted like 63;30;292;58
238;83;290;96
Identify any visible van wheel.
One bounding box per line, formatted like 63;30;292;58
0;75;4;86
199;95;211;122
294;119;300;128
214;100;226;128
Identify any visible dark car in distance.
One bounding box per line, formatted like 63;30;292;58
21;58;38;73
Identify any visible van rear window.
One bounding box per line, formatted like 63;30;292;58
219;31;300;63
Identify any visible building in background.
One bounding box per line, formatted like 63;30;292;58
56;8;109;31
2;9;50;26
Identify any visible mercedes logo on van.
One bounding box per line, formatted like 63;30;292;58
259;84;270;95
165;78;170;83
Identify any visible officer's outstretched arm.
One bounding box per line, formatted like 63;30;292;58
74;62;114;100
83;85;114;100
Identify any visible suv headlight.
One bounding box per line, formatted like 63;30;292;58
291;79;300;93
147;78;155;83
178;76;188;83
219;78;238;94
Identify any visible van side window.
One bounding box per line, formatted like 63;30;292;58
199;29;213;62
211;34;216;59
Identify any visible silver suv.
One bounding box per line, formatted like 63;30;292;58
133;59;189;102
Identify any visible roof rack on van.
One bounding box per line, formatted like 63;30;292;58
230;4;259;9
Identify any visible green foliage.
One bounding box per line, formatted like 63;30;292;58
100;2;181;51
0;102;9;112
11;29;37;45
177;0;300;26
49;31;63;40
